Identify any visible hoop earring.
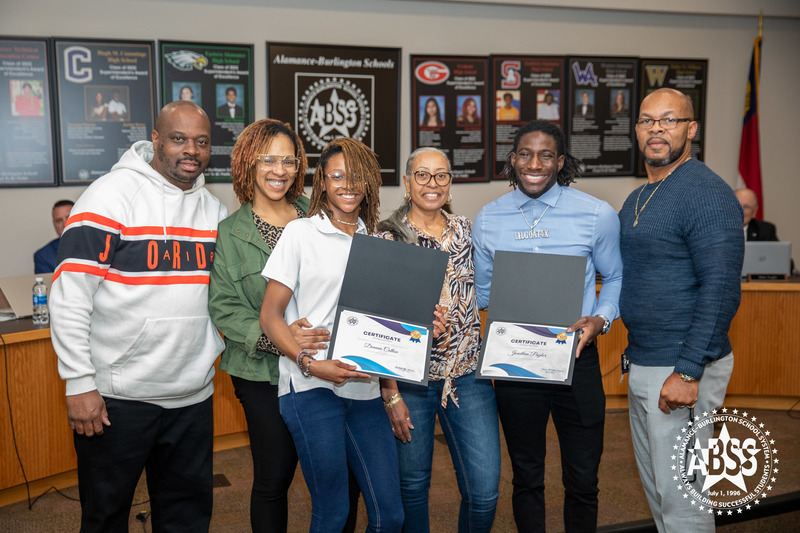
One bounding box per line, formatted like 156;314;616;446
404;192;411;203
446;193;453;204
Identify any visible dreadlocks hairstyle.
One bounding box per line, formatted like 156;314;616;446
308;137;382;234
230;119;307;205
501;119;582;189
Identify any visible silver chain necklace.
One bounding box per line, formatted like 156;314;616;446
515;204;551;240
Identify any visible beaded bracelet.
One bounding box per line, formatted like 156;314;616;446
296;350;311;374
302;354;313;378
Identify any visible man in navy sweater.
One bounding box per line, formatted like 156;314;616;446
619;88;744;532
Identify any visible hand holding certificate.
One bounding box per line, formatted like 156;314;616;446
477;251;586;385
328;234;449;385
480;322;576;381
332;309;432;383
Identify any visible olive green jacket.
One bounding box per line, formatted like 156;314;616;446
208;197;309;383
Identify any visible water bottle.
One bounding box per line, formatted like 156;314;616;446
32;276;49;326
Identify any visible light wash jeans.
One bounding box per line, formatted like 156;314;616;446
396;372;501;533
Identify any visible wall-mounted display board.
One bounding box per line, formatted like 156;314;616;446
567;56;638;177
54;39;156;185
490;56;565;179
160;41;254;182
0;37;57;187
638;58;707;176
411;56;489;183
267;42;401;185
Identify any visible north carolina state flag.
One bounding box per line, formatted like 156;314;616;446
738;36;763;217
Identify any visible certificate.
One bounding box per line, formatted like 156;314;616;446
480;321;576;382
328;234;449;385
330;308;431;383
477;251;586;385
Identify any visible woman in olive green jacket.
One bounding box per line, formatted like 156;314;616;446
209;119;330;532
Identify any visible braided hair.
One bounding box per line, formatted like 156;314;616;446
308;137;382;234
230;119;307;205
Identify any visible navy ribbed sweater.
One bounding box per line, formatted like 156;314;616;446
619;158;744;379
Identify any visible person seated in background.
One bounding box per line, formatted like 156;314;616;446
736;188;795;272
735;188;779;241
34;199;74;273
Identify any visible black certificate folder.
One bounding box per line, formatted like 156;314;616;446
328;233;449;385
478;251;587;386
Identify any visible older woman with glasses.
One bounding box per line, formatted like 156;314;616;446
376;147;501;533
209;120;361;533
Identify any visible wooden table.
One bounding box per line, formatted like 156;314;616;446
0;319;246;494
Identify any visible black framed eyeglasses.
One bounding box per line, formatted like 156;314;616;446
256;155;300;173
635;118;692;130
412;170;452;186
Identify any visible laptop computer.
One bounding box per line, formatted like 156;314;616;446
0;273;54;320
741;242;792;278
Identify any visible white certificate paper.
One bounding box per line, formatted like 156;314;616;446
330;309;431;384
479;321;575;382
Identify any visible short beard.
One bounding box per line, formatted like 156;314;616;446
644;144;684;167
154;143;201;186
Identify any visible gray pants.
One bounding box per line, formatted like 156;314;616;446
628;353;733;533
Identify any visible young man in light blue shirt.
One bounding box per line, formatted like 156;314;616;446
473;120;622;532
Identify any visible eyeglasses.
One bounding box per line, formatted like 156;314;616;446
635;118;692;130
325;173;367;189
256;155;300;173
412;170;452;186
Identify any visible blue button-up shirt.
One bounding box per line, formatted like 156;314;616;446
473;184;622;322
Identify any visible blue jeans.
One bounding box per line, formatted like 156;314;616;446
279;386;404;533
396;372;500;533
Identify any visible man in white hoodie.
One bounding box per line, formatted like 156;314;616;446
50;101;228;532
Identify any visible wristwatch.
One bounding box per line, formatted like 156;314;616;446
679;373;698;383
594;314;611;335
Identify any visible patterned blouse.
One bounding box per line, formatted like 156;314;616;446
376;212;482;408
253;203;306;354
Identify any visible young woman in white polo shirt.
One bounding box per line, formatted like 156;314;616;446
260;137;404;533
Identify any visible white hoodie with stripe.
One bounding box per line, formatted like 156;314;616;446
50;141;228;409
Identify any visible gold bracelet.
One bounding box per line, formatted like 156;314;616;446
383;393;403;409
